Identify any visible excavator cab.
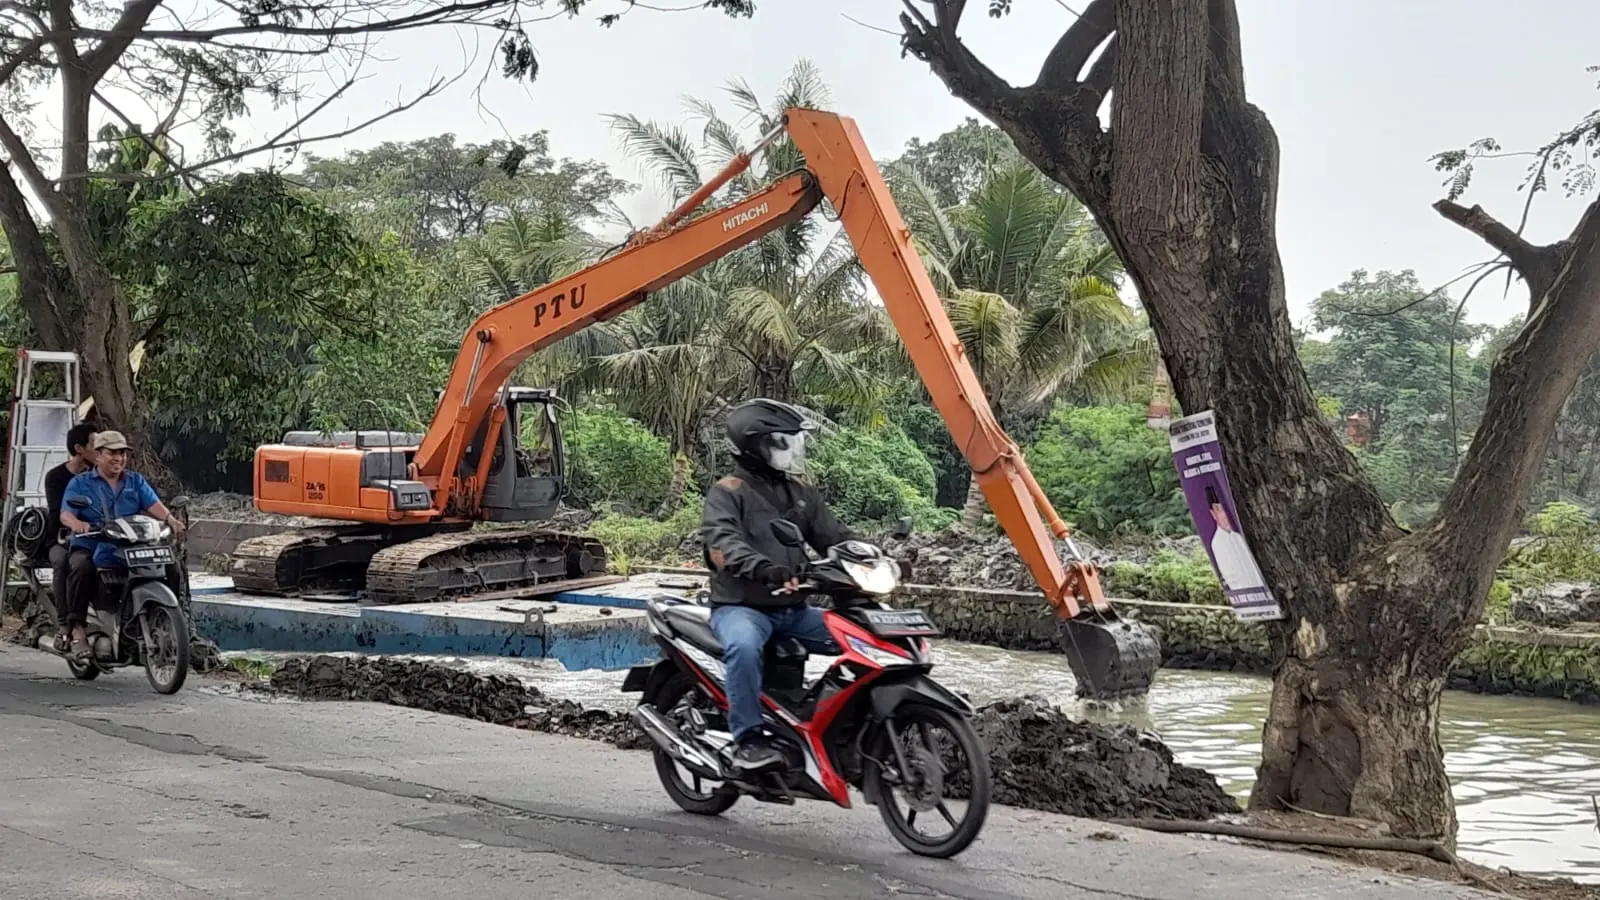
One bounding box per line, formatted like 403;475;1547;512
463;387;566;523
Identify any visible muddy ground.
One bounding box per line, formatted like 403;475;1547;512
247;654;1593;899
259;654;1239;822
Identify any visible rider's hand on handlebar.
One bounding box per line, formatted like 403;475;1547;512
69;520;90;535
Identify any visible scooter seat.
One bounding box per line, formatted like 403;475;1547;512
662;604;723;655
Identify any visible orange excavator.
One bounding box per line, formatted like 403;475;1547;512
229;107;1162;699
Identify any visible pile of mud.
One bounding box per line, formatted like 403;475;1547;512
259;655;1237;822
263;655;648;748
973;696;1238;820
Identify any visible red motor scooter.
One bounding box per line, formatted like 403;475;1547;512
621;518;992;858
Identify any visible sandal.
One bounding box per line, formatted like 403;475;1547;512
70;635;90;660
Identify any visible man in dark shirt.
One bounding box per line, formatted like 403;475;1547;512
42;423;96;644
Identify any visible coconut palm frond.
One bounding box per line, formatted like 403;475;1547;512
723;284;802;353
604;113;704;203
945;288;1021;392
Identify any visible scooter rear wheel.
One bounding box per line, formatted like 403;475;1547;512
651;673;739;816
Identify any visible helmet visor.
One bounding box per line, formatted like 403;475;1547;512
763;430;809;475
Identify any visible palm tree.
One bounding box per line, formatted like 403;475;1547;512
573;59;889;512
889;159;1155;528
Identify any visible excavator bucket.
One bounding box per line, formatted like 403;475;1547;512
1059;613;1162;701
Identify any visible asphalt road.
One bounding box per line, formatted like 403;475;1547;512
0;644;1494;900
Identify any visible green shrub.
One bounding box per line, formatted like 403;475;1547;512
1498;501;1600;591
1105;551;1222;605
586;497;703;573
809;424;954;527
560;408;674;514
1025;403;1191;538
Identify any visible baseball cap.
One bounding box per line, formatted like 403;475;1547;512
92;430;131;451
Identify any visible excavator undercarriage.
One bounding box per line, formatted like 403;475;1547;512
228;524;608;605
230;106;1163;700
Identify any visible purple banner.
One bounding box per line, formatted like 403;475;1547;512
1169;410;1283;622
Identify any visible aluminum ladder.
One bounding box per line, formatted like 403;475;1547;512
0;349;81;602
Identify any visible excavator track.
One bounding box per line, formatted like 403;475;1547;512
229;526;385;596
363;526;608;605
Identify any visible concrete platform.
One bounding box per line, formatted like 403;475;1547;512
186;571;710;672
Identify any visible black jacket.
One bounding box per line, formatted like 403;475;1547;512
701;461;856;609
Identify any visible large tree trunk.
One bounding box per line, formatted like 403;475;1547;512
901;0;1600;844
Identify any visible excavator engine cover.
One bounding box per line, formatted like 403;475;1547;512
1059;615;1162;701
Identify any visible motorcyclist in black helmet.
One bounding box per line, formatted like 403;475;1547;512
701;398;858;774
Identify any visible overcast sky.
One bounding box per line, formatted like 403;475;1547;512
88;0;1600;328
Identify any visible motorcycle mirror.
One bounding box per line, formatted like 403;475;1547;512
67;496;90;510
169;495;190;510
889;516;914;541
770;519;805;547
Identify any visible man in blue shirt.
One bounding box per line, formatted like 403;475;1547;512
59;430;185;658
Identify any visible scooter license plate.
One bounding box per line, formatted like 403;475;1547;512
860;608;941;637
124;547;175;566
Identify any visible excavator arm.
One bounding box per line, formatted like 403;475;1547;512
410;107;1159;700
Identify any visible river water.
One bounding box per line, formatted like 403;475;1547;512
371;640;1600;884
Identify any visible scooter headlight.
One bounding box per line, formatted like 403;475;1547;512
841;558;899;595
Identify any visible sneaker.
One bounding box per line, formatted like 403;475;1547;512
730;734;785;774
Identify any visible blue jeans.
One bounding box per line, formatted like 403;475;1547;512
710;604;835;741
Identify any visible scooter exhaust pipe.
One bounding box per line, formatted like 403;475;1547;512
631;704;725;779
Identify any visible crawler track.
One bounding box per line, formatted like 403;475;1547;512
228;526;396;596
363;527;608;605
228;524;608;605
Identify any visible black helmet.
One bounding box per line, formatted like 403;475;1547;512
724;399;814;473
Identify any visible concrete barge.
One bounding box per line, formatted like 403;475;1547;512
186;571;699;672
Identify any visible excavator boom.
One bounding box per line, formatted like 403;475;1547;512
241;107;1160;699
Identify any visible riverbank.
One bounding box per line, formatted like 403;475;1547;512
890;581;1600;705
225;651;1593;899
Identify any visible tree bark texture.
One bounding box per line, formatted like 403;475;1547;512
900;0;1600;844
959;472;987;529
0;72;141;432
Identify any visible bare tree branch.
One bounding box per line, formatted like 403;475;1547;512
82;0;167;83
1034;0;1114;91
1432;199;1566;302
0;113;65;217
75;0;517;44
0;34;48;87
899;0;1110;205
63;74;451;184
0;162;71;350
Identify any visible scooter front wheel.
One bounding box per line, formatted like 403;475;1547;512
140;605;190;695
865;703;991;859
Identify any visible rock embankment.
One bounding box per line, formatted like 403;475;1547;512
259;654;1239;822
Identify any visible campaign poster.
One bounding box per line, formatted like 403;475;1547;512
1169;410;1284;622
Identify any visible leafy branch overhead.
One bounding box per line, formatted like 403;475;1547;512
1428;66;1600;305
0;0;753;435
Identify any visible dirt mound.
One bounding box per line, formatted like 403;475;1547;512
973;695;1239;820
263;655;648;748
258;655;1237;823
